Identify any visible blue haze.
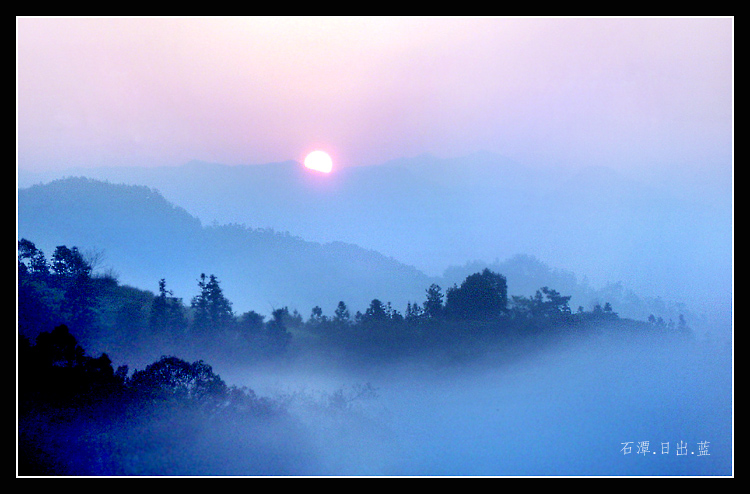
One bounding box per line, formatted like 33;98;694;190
216;330;732;476
17;152;733;332
16;151;733;476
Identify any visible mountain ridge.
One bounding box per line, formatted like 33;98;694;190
17;151;732;321
18;176;715;329
17;177;436;316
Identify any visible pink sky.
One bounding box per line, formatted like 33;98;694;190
17;17;733;177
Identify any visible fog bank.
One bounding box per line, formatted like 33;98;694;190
221;329;732;476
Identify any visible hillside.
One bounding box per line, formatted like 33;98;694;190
17;178;434;315
17;153;732;321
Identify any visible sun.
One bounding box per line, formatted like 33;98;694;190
304;150;333;173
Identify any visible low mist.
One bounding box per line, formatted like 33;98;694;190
210;327;732;476
17;231;732;476
18;16;732;478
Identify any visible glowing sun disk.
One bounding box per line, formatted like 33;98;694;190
304;150;333;173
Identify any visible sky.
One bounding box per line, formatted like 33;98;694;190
17;17;733;180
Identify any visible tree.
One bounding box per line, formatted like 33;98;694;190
602;302;617;319
405;301;423;325
34;324;86;368
236;310;267;351
18;239;50;281
150;279;187;334
238;310;265;333
129;356;227;402
423;284;444;321
191;274;210;331
389;305;404;324
20;325;123;406
191;273;233;333
18;240;56;336
150;278;170;332
591;301;617;321
309;306;326;326
445;269;508;320
51;245;97;334
205;274;233;326
363;299;388;324
513;287;573;320
51;245;91;281
530;287;572;318
333;301;351;325
265;308;292;354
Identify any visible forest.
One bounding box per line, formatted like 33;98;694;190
17;238;694;476
17;238;690;362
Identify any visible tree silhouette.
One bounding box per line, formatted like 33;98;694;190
423;283;444;321
238;310;265;333
51;245;91;281
150;279;187;334
309;305;326;326
34;324;86;368
18;240;56;336
265;308;292;354
405;301;424;325
191;273;233;333
512;286;572;319
51;246;97;335
20;325;123;407
603;302;617;318
333;301;351;325
18;239;50;281
129;356;227;402
445;269;508;320
363;299;388;324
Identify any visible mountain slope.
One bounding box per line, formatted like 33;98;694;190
17;178;435;316
17;151;732;319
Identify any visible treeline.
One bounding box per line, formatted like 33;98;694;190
18;239;292;359
18;239;690;363
18;323;289;475
16;238;695;475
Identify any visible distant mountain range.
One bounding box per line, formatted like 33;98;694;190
17;152;732;322
17;178;439;316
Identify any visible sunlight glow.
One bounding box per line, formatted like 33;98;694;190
304;150;333;173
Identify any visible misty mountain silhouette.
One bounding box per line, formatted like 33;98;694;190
17;178;435;315
17;151;731;322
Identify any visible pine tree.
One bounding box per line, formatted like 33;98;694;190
191;274;210;333
363;299;388;323
334;301;351;325
151;279;187;334
423;284;444;321
205;274;233;328
191;273;233;333
51;245;97;334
